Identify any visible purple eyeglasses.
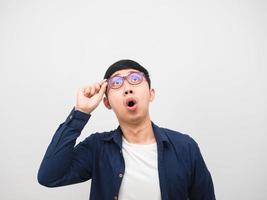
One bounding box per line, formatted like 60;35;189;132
107;71;145;89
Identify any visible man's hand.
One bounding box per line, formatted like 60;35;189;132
75;79;108;114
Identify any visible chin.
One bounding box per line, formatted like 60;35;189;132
120;112;148;125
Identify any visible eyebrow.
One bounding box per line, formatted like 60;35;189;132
111;70;139;78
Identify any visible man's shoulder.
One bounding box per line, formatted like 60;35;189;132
158;126;198;147
86;128;118;141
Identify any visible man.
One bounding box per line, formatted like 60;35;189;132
38;59;216;200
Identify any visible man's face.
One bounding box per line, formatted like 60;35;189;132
103;69;155;124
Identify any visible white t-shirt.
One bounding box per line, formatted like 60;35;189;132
118;136;161;200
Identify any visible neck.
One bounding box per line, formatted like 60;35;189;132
118;114;155;144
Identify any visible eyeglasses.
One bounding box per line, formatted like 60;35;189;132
107;71;145;89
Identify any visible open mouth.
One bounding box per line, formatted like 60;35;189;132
127;100;136;107
125;98;137;110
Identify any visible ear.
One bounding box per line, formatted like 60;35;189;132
103;96;112;109
149;88;155;102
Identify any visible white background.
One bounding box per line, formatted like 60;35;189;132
0;0;266;199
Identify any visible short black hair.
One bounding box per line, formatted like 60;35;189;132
103;59;151;88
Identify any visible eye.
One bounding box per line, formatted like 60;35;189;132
129;73;142;83
110;76;123;87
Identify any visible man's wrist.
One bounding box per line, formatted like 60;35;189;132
64;106;91;131
75;106;91;115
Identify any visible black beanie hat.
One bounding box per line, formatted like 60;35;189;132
103;59;151;88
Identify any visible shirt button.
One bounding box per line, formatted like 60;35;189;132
119;173;123;178
114;196;118;200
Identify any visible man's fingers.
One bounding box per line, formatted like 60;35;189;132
79;79;107;98
95;83;101;91
84;86;91;96
84;86;90;93
99;81;108;96
79;86;88;94
90;85;96;95
95;79;107;96
100;79;107;85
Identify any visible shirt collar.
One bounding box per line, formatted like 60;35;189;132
102;121;170;149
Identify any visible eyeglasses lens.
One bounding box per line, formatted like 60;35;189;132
109;77;124;89
128;73;142;84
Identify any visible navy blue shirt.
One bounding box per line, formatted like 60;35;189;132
38;107;216;200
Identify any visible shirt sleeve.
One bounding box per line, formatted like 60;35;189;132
37;106;95;187
188;139;216;200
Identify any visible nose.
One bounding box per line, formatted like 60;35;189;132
124;89;133;95
123;80;134;95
